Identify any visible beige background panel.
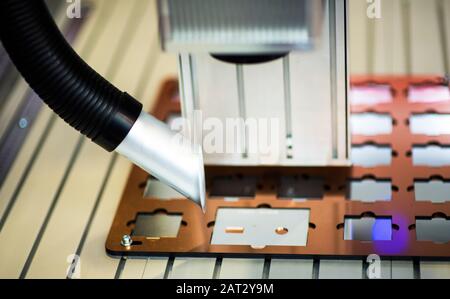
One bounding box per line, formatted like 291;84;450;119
0;0;122;279
420;261;450;279
319;260;363;279
0;0;87;222
120;258;147;279
348;0;369;74
372;0;408;74
26;0;151;279
142;257;169;279
219;259;265;279
409;0;446;74
0;80;29;141
269;259;314;279
169;258;216;279
0;107;53;220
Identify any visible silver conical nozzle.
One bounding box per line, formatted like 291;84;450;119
115;111;205;212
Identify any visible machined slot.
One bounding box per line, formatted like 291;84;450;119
351;113;393;136
408;85;450;103
414;179;450;203
211;208;310;248
277;175;325;200
347;179;392;202
350;85;392;105
412;145;450;167
342;215;393;241
410;114;450;136
415;215;450;244
351;145;392;167
131;212;183;238
209;175;257;199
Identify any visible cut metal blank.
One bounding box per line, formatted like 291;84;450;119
211;208;310;247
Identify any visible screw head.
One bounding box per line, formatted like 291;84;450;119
120;234;133;247
18;118;28;129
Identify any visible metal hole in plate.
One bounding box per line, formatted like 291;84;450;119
408;85;450;103
350;85;393;105
343;216;393;241
351;113;393;136
275;227;289;235
143;178;186;200
414;179;450;203
277;176;324;200
211;208;310;247
412;145;450;167
351;145;392;167
347;179;392;202
132;212;183;238
225;226;245;234
416;217;450;244
210;176;257;200
409;114;450;136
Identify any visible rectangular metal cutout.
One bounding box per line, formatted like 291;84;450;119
347;179;392;202
211;208;310;248
412;146;450;167
277;176;325;200
408;85;450;103
414;180;450;203
351;113;393;136
144;178;185;200
410;114;450;136
209;176;257;199
344;217;393;241
132;213;183;238
350;85;392;105
416;218;450;244
351;145;392;167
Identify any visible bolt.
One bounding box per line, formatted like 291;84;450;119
18;118;28;129
120;234;133;247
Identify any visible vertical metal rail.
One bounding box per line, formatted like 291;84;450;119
282;56;294;159
329;0;339;159
236;64;249;158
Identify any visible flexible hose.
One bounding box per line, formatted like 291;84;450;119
0;0;142;151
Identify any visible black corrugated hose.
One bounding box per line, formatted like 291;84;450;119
0;0;143;151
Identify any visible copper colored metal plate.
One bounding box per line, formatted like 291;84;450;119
106;77;450;258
